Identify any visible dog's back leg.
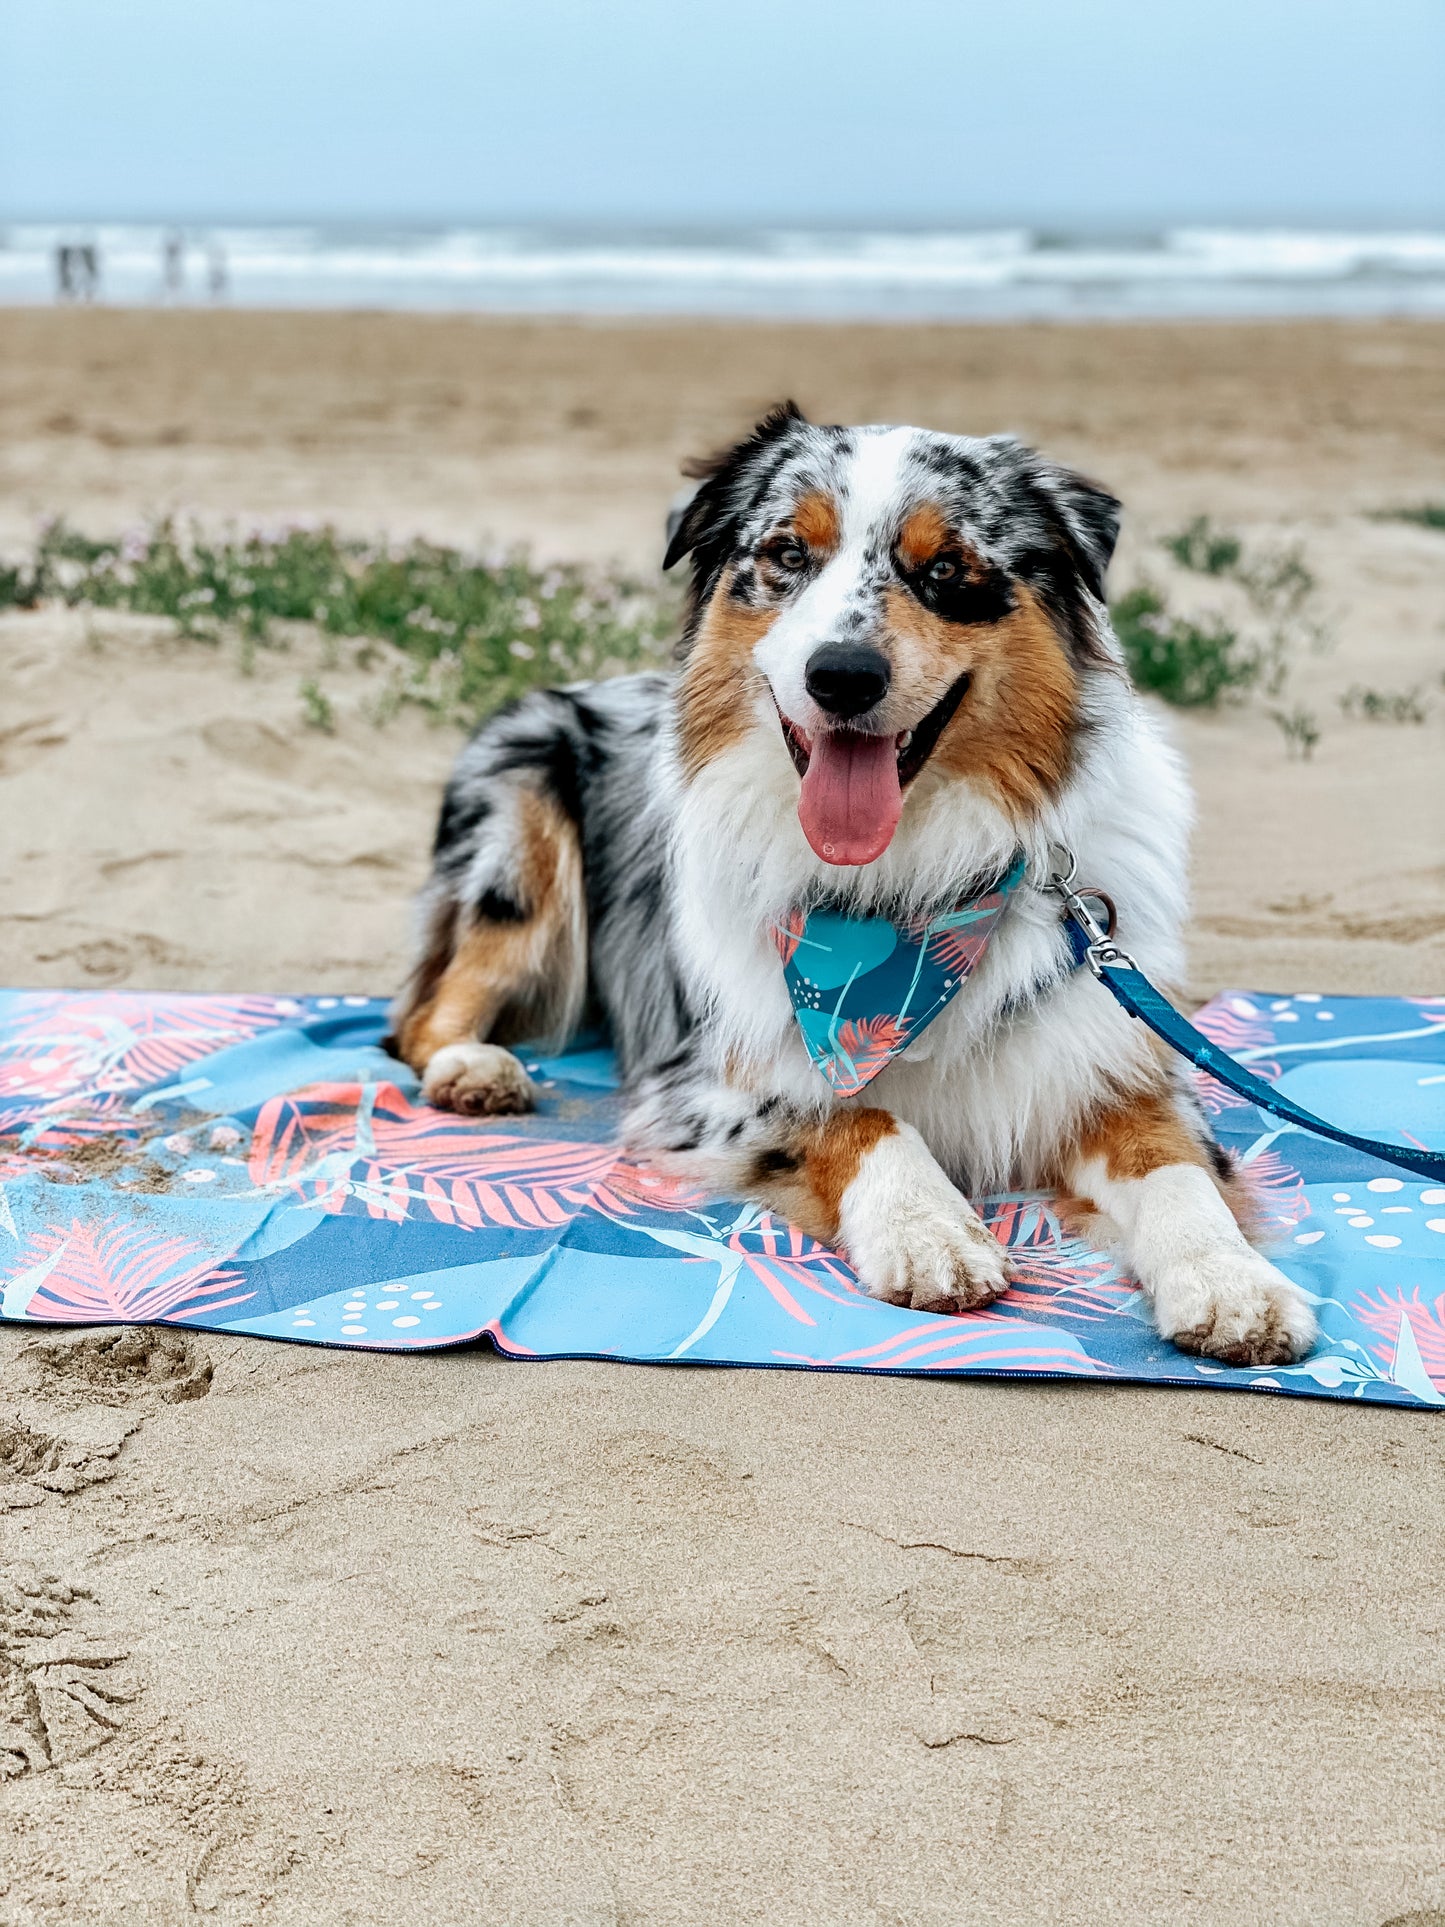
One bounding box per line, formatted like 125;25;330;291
392;776;586;1116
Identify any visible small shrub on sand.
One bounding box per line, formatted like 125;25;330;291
0;519;677;730
1339;684;1429;724
1118;519;1332;746
1158;519;1321;695
1162;515;1243;577
1163;516;1317;609
1372;504;1445;532
1269;706;1322;761
298;679;336;733
1109;585;1258;707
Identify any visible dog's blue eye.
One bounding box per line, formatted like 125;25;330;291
928;557;958;582
776;544;806;572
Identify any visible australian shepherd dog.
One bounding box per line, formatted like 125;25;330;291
390;405;1316;1367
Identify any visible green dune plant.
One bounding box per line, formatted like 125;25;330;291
1114;517;1332;742
1339;684;1429;724
0;518;677;730
1108;585;1259;707
1162;514;1243;577
1372;504;1445;532
1269;705;1322;761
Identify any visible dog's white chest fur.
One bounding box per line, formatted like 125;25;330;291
665;676;1194;1191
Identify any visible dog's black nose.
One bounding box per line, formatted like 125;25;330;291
804;643;891;720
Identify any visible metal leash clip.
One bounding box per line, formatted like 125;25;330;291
1044;845;1139;979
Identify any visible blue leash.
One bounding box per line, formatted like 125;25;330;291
1049;853;1445;1185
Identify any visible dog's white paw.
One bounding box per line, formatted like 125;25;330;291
1154;1247;1317;1366
839;1125;1010;1315
422;1042;535;1117
856;1206;1011;1315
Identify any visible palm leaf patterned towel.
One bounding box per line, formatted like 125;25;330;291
1;987;1442;1407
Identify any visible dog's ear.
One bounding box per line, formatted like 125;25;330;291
663;400;807;574
1038;463;1121;603
977;435;1122;664
663;487;698;566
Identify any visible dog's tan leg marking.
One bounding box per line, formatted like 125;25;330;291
624;1063;1007;1316
397;789;585;1117
399;920;522;1068
1068;1088;1316;1365
750;1106;896;1241
759;1109;1010;1315
406;923;539;1116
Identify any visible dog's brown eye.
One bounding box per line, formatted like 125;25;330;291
928;557;958;583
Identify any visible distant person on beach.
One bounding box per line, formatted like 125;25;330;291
162;229;185;300
55;243;100;303
206;240;228;302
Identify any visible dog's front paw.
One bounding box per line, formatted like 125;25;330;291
840;1129;1010;1315
1154;1248;1317;1366
422;1042;535;1116
861;1208;1010;1315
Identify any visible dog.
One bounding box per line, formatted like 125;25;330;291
390;404;1316;1367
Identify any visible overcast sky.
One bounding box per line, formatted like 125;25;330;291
3;0;1442;229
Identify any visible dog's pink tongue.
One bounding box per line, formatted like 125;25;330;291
798;730;903;866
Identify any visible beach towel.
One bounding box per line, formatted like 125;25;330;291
1;986;1442;1407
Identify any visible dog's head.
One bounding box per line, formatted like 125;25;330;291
664;403;1121;866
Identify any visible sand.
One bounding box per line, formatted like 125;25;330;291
1;311;1443;1926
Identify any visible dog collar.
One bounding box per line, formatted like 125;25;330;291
771;852;1029;1096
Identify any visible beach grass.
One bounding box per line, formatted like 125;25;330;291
1162;514;1243;577
0;519;677;730
1268;704;1322;760
1109;584;1258;706
1339;683;1430;723
2;514;1344;734
1116;518;1330;719
1372;504;1445;531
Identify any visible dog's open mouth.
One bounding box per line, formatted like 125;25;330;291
778;672;972;867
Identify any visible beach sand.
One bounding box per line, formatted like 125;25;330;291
1;311;1443;1925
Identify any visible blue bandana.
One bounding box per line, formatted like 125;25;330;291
772;852;1028;1096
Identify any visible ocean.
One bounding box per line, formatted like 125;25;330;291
5;223;1445;320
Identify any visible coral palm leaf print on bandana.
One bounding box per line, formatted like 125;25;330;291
773;853;1029;1095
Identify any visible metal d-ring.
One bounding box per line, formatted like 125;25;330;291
1078;888;1117;940
1045;847;1138;976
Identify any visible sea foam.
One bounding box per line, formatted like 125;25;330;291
5;222;1445;318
